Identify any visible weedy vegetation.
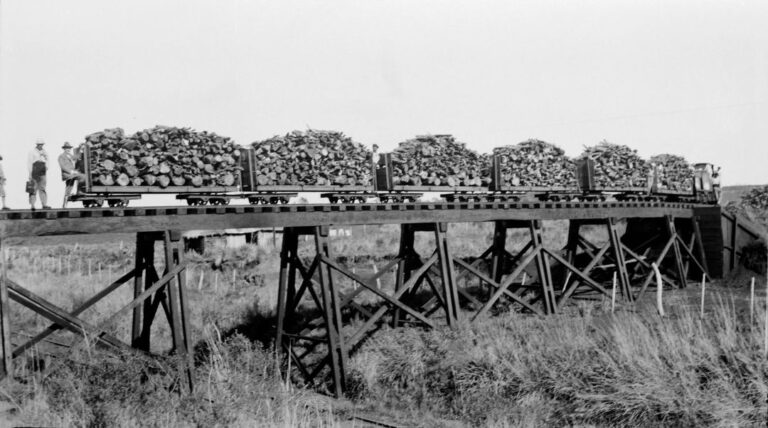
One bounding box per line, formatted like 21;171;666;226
0;223;766;427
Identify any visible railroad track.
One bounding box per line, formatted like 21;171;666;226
0;201;706;238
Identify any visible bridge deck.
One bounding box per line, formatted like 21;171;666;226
0;201;699;238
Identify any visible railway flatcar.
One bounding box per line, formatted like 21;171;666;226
67;140;721;208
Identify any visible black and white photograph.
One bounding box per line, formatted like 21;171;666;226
0;0;766;426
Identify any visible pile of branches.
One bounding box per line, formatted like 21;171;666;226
84;126;241;188
493;139;576;187
250;129;372;186
391;135;490;187
741;185;768;210
650;154;693;192
579;141;648;188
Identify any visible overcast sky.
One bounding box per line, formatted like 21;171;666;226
1;0;766;208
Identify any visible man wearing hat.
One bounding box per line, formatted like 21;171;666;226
58;142;85;208
0;154;8;210
28;139;50;210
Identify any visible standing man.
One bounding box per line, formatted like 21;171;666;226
28;139;50;210
58;142;85;208
0;154;8;210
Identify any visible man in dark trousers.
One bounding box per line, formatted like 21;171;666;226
28;139;50;210
58;142;85;208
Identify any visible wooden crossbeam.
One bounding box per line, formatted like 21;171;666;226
677;235;708;279
292;257;322;312
666;216;688;288
13;269;137;358
453;257;543;315
472;249;542;320
636;236;676;296
321;255;437;327
98;264;185;331
607;218;633;301
7;280;129;351
542;249;610;298
621;245;676;286
557;242;611;306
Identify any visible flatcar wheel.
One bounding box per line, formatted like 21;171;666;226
269;197;279;205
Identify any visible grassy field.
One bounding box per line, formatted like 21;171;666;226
0;222;766;427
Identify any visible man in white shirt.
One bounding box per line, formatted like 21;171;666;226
28;139;50;210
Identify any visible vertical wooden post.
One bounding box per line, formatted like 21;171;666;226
607;218;633;301
393;225;414;328
0;239;12;378
490;221;508;286
565;220;581;266
164;232;184;352
276;228;299;354
140;255;161;352
164;231;193;391
131;233;147;348
314;226;346;398
691;216;710;277
434;223;459;326
530;220;556;314
666;216;688;288
174;233;194;390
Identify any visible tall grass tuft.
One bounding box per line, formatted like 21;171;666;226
5;330;339;427
349;301;768;427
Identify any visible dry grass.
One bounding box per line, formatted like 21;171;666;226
0;223;766;427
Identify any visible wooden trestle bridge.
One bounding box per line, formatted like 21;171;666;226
0;201;761;397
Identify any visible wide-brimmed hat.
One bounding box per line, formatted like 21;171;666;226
62;142;73;149
35;139;45;146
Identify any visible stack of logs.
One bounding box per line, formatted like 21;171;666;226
390;135;490;187
250;129;373;186
649;154;694;192
83;126;241;188
579;141;649;188
493;139;577;187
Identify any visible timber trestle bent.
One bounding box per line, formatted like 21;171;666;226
0;202;754;397
0;231;194;390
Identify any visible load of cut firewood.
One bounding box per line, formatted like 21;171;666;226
649;154;693;192
578;141;649;188
493;139;577;187
250;129;373;186
83;126;241;188
390;135;490;187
